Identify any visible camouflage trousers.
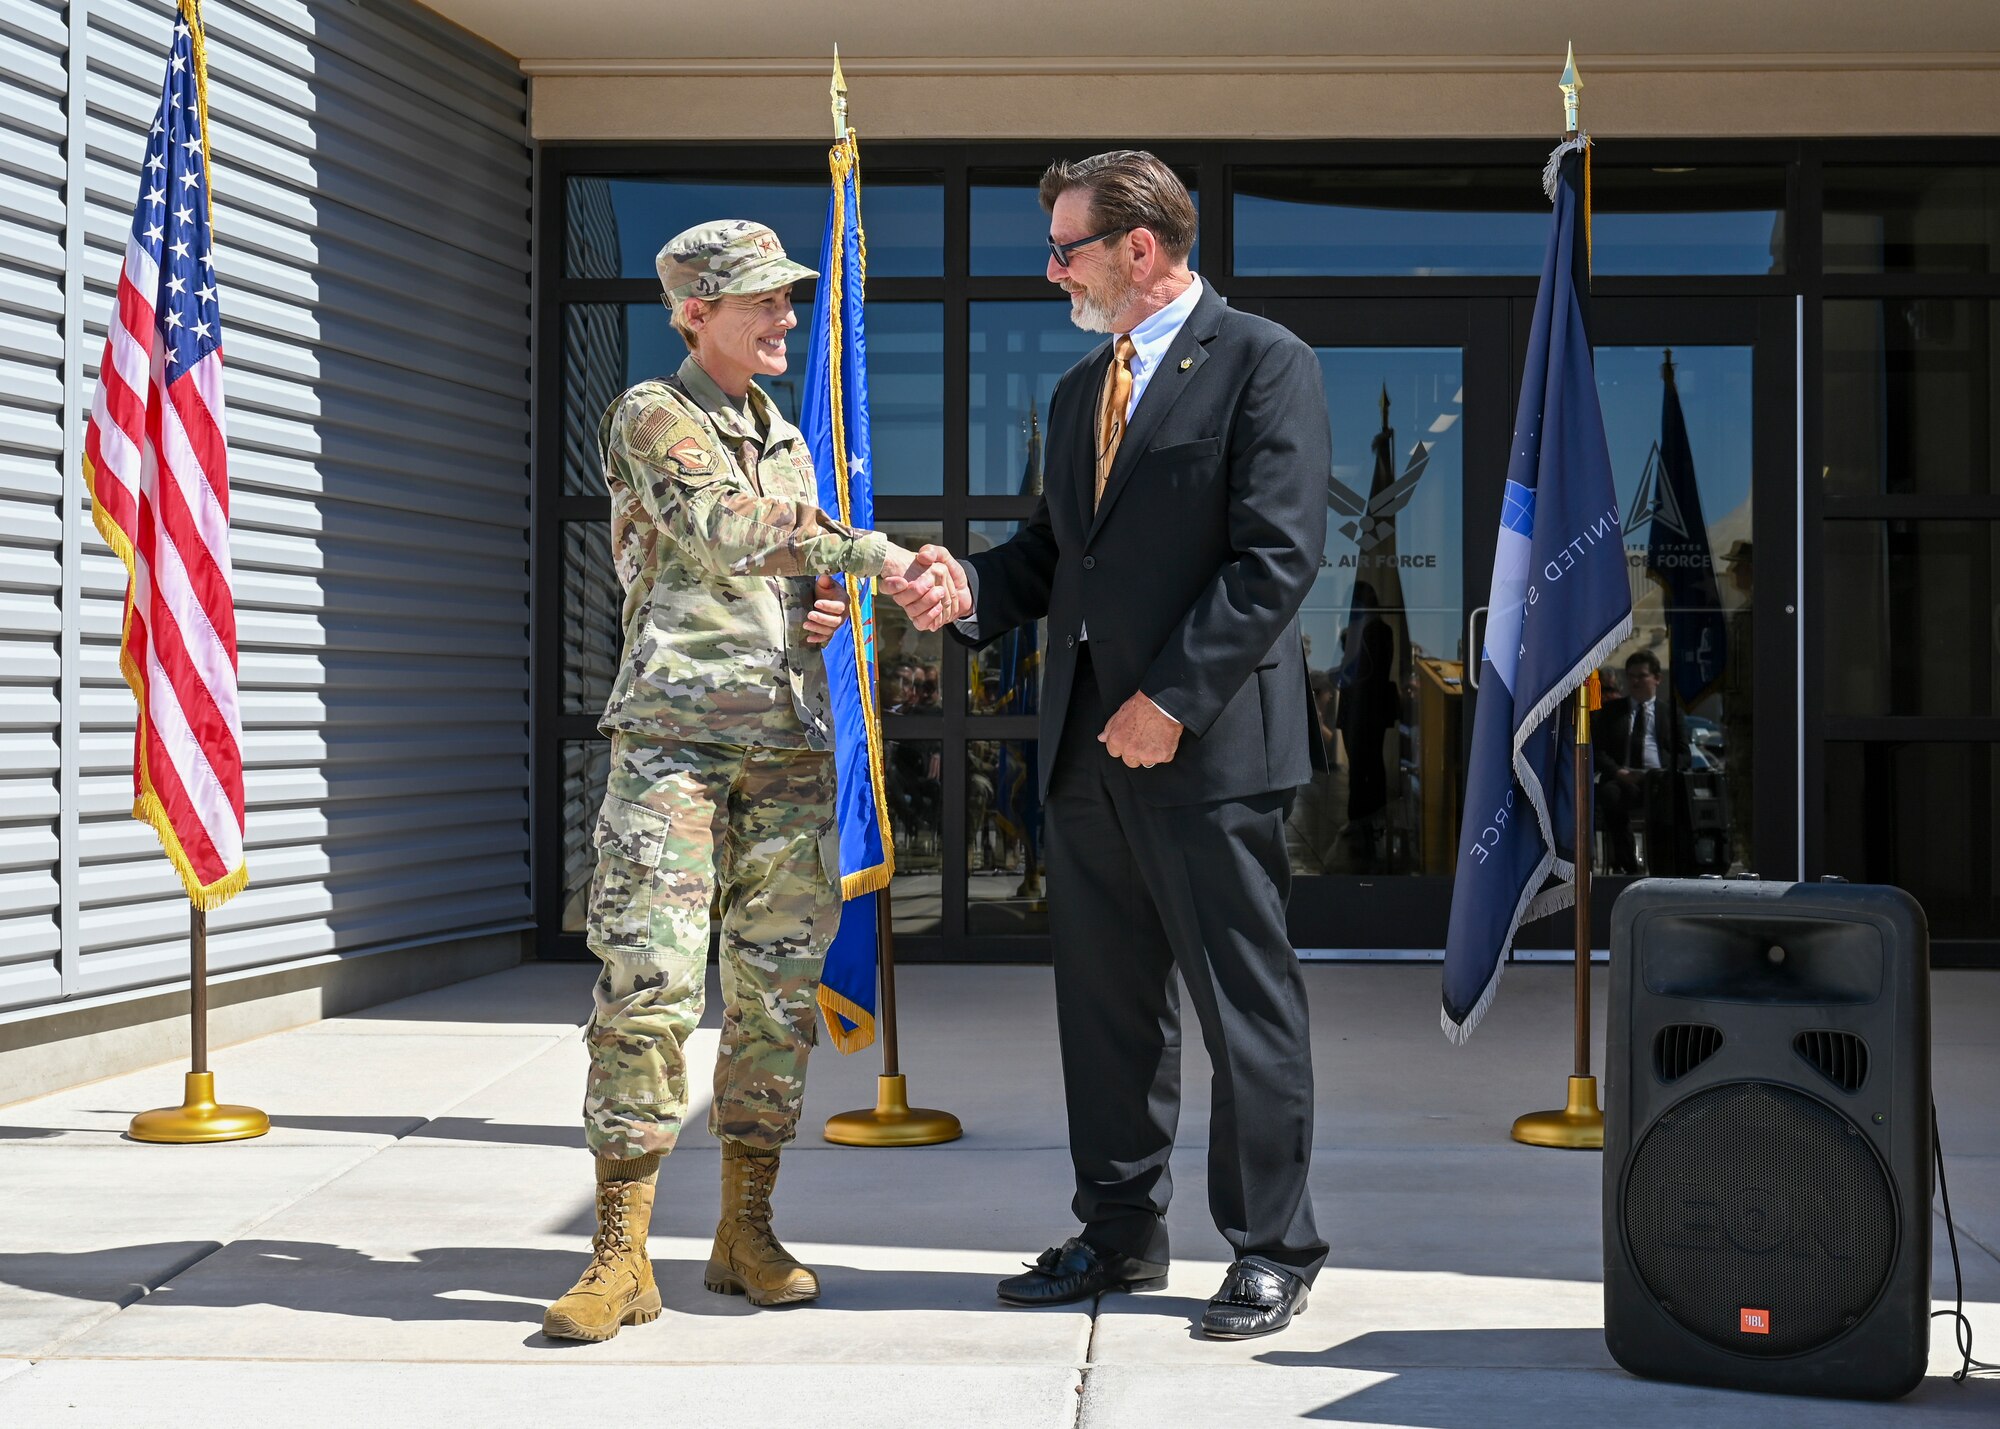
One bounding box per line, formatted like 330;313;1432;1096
583;736;841;1161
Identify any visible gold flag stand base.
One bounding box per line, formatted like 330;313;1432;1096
824;1075;962;1147
129;1072;269;1144
1510;1075;1603;1150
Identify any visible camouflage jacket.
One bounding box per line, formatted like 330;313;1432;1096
597;355;892;749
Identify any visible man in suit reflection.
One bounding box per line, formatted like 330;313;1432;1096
1333;581;1398;870
1594;649;1686;874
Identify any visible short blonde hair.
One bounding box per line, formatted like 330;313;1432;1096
668;294;706;349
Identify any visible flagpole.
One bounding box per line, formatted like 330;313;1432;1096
126;0;265;1144
820;47;959;1147
1510;44;1605;1151
129;904;270;1142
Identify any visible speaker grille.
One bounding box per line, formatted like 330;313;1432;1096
1654;1023;1724;1082
1795;1030;1870;1093
1621;1081;1895;1358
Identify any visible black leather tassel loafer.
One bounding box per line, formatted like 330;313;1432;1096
1200;1257;1308;1339
996;1237;1169;1306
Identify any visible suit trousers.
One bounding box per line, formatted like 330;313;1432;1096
1044;648;1328;1282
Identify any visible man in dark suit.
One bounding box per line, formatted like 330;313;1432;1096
887;150;1330;1339
1593;649;1686;874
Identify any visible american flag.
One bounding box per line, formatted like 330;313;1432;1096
82;0;248;911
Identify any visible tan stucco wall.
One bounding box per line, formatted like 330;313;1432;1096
529;60;2000;142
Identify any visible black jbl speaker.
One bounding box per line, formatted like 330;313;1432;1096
1604;878;1932;1400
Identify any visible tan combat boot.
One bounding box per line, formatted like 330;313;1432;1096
704;1144;820;1306
543;1178;663;1341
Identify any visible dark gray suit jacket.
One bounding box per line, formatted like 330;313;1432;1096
956;282;1330;806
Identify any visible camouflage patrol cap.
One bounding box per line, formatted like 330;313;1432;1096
657;220;817;304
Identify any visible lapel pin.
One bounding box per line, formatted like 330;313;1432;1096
1178;357;1193;371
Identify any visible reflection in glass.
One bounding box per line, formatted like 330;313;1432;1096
1823;742;1992;939
967;740;1048;935
875;522;944;717
1823;166;2000;275
564;176;943;279
1292;349;1463;877
562;741;612;934
1824;521;1999;718
863;304;945;496
884;739;943;935
1234;166;1784;277
561;521;622;716
563;303;946;498
1823;299;1998;497
970;170;1197;276
967;519;1049;710
969;302;1097;496
1592;346;1755;876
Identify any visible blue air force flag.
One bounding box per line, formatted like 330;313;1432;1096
1441;140;1634;1043
1646;355;1727;707
803;137;893;1054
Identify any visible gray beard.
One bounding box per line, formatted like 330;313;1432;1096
1067;274;1138;334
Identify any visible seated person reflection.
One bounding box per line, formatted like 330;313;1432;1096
1593;649;1688;875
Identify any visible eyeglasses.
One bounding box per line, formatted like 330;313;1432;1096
1047;226;1127;269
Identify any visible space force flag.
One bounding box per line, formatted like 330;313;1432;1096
803;128;894;1054
1441;139;1633;1042
1646;354;1727;706
82;0;249;912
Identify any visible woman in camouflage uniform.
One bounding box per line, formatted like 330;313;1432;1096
544;221;947;1341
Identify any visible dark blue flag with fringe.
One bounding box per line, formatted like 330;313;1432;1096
1442;139;1633;1042
803;133;892;1054
1646;354;1727;707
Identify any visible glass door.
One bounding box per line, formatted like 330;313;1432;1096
1559;296;1798;947
1249;294;1793;953
1245;297;1510;949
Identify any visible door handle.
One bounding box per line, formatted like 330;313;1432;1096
1467;605;1488;691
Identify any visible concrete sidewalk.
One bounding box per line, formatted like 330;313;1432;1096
0;961;1994;1427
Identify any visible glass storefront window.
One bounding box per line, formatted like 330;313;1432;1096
562;302;944;497
864;304;946;496
1823;521;1999;718
1823;742;1995;939
1822;299;1998;498
561;741;611;934
966;519;1049;710
1592;345;1755;877
884;739;943;935
565;176;943;279
967;740;1048;935
561;521;621;717
970;168;1197;276
1233;166;1784;276
1823;166;2000;275
875;521;945;717
1292;347;1465;878
969;302;1097;496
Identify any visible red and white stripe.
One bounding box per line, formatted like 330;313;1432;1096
83;231;248;908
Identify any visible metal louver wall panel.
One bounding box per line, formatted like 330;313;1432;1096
0;0;533;1015
0;0;71;1012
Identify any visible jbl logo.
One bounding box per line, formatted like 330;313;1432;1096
1740;1308;1771;1335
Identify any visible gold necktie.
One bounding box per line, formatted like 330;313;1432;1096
1095;334;1137;510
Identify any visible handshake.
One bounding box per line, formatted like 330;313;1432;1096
881;544;973;634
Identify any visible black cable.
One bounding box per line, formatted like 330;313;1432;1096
1929;1102;1998;1383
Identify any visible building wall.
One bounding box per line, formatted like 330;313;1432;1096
0;0;535;1041
527;56;2000;143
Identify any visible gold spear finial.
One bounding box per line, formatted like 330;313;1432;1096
831;46;849;141
1560;42;1582;137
